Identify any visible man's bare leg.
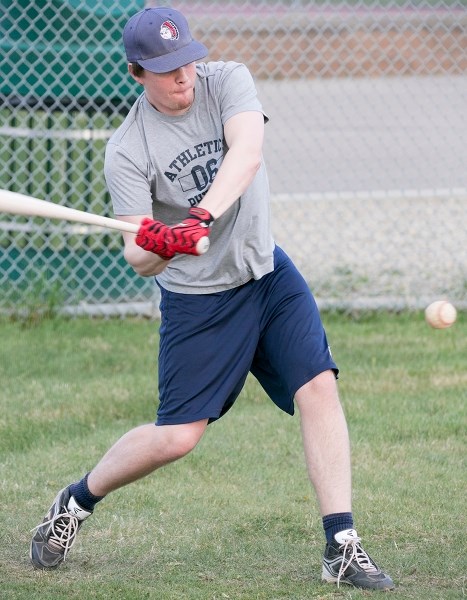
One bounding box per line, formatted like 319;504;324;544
296;370;394;590
295;370;352;516
88;419;209;496
30;419;208;569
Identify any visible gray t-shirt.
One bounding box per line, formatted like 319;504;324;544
105;61;275;293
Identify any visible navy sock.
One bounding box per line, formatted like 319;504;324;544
69;473;105;512
322;512;354;543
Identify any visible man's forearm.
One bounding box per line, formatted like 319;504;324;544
199;144;261;219
198;111;264;219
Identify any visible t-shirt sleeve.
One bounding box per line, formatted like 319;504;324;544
104;142;153;216
216;62;268;125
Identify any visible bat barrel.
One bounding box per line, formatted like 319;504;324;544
0;190;138;234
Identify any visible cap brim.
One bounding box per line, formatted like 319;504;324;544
138;40;208;74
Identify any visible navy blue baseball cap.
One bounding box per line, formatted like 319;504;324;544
123;7;208;74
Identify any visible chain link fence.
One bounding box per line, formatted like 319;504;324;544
2;0;466;316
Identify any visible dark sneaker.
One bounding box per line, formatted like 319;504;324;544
30;487;92;569
322;528;395;590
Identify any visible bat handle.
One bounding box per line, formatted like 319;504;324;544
195;236;210;255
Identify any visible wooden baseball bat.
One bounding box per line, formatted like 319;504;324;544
0;189;210;254
0;189;139;234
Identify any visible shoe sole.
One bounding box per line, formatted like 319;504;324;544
322;565;395;590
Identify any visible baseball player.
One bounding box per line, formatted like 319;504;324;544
30;6;394;591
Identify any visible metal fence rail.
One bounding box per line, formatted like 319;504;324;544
1;1;466;316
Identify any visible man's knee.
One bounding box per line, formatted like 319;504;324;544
297;369;337;397
156;419;207;460
295;370;340;412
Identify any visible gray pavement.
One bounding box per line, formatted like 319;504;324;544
257;75;467;196
255;75;467;306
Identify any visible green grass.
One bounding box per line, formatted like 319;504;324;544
0;312;465;599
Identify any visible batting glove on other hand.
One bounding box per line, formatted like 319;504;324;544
166;207;214;256
135;208;214;259
135;218;176;260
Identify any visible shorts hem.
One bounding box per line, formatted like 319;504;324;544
290;364;339;399
155;413;219;426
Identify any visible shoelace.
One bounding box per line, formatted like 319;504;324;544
337;534;378;587
32;511;80;560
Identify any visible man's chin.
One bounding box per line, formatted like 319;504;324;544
172;97;194;112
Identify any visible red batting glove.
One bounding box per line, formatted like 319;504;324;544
135;218;176;260
165;207;214;256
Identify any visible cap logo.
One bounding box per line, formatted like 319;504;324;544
160;20;179;41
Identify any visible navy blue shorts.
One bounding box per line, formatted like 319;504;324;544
156;246;338;425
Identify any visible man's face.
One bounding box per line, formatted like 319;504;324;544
130;62;197;116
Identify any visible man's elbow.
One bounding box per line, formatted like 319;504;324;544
123;245;166;277
253;153;262;173
132;263;163;277
247;149;262;179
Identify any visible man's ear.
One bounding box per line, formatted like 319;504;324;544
128;63;144;84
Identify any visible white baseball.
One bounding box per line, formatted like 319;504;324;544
425;300;457;329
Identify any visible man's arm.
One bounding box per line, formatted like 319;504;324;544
116;214;171;277
198;110;265;219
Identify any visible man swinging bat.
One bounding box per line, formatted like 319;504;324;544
29;6;394;591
